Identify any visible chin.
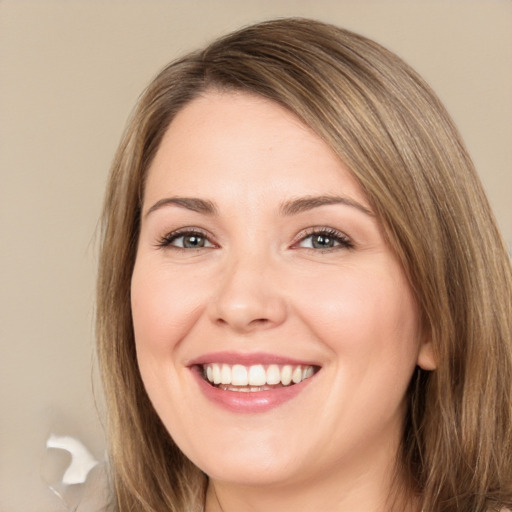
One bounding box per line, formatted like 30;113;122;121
172;428;309;487
199;456;301;487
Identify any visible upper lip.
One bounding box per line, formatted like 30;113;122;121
186;351;321;368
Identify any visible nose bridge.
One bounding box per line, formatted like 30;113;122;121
209;243;287;332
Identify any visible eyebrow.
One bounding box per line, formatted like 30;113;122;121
145;197;218;218
144;194;374;218
280;195;374;217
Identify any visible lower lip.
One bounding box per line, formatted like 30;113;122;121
191;367;315;413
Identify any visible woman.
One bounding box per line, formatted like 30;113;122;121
96;18;512;512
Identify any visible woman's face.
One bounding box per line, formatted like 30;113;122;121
131;91;432;488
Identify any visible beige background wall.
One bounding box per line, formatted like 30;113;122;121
1;1;510;510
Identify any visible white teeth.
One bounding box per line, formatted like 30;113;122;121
221;364;231;385
281;365;292;386
248;365;266;386
292;366;302;384
219;385;273;392
203;362;316;389
212;364;221;384
266;364;281;385
303;366;314;380
232;364;248;385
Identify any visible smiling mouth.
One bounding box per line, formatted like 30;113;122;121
200;363;319;392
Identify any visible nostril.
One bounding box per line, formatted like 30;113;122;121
251;318;270;326
214;316;271;331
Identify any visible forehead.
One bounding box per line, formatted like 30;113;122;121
144;90;368;209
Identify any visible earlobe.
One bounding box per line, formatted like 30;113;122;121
417;338;437;370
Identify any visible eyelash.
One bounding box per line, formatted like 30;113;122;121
294;227;354;251
156;227;354;251
156;228;213;250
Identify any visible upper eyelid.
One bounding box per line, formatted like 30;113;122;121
167;227;210;236
293;226;351;242
156;227;215;248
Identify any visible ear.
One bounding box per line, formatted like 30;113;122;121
417;336;437;370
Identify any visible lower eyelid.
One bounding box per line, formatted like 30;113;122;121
298;239;351;250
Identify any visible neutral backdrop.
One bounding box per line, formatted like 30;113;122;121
1;1;511;510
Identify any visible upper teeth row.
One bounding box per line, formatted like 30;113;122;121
203;363;314;387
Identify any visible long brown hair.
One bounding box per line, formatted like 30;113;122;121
97;18;512;511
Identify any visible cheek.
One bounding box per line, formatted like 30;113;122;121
290;262;421;448
131;260;206;358
130;258;209;429
292;261;420;373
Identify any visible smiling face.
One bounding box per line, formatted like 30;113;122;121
131;90;430;496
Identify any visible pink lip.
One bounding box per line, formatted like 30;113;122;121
187;352;320;414
187;351;318;367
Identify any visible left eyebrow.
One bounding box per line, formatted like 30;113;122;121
279;195;374;217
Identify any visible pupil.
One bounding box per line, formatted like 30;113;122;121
184;235;204;248
313;234;333;248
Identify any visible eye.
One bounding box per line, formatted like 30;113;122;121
157;229;215;249
296;228;353;250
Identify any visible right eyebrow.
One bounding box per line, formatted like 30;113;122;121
280;195;374;217
144;197;219;218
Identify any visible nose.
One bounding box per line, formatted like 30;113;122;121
208;253;287;334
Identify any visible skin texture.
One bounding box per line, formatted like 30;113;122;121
131;91;434;512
